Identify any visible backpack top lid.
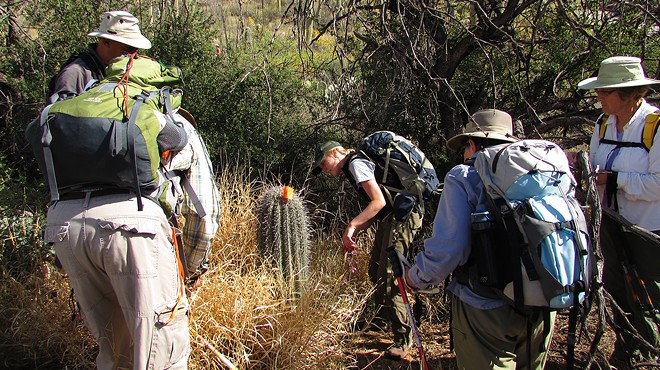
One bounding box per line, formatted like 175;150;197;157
475;139;575;201
104;54;183;91
49;55;184;122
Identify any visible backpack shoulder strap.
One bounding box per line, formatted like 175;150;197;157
597;113;610;141
341;153;360;190
38;104;60;203
362;145;391;184
642;111;660;152
597;111;656;151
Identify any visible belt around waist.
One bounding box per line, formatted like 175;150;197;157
59;189;132;201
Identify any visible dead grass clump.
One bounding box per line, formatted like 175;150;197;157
0;163;374;369
0;270;96;369
186;164;373;368
177;164;376;369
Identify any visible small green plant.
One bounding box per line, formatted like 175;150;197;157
256;185;311;296
0;155;47;278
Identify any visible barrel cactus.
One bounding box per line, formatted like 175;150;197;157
256;185;311;296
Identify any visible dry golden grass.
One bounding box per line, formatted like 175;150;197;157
0;165;375;369
0;269;97;368
187;166;372;369
1;164;623;369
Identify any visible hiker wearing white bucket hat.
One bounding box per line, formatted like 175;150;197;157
578;56;660;90
579;56;660;365
47;10;152;104
88;11;152;50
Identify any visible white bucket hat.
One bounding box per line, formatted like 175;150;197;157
578;56;660;90
446;109;519;152
88;11;152;50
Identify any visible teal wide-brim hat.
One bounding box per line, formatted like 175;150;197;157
578;56;660;90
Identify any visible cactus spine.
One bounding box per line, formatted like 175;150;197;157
256;185;311;296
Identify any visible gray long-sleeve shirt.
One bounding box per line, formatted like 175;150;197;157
47;44;105;104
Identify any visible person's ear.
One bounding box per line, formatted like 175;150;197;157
468;139;478;152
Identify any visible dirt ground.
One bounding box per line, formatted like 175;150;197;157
343;300;655;370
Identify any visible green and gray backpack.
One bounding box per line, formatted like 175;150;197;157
26;54;188;211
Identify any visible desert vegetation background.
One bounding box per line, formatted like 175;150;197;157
0;0;659;368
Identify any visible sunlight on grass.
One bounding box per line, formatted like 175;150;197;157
187;164;371;369
0;164;375;369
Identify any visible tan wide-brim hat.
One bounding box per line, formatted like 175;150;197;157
88;11;152;50
578;56;660;90
446;109;519;152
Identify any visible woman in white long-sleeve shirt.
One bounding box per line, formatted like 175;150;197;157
578;56;660;364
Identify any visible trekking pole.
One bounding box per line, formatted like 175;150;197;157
615;235;660;323
622;258;659;321
170;215;190;279
397;275;430;370
388;247;430;370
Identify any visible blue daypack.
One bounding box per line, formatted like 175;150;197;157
458;139;593;310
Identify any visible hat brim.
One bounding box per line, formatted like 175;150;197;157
446;132;518;152
311;154;326;176
577;76;660;90
88;31;152;49
311;143;341;175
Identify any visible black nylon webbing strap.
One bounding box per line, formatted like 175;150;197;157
566;298;579;370
599;138;645;149
526;316;533;369
541;308;551;353
128;93;147;211
499;198;525;308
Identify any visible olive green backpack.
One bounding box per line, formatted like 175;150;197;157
26;54;188;210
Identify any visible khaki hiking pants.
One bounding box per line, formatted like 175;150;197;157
369;209;423;347
45;193;189;370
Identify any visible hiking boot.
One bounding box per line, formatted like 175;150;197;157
386;343;411;360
